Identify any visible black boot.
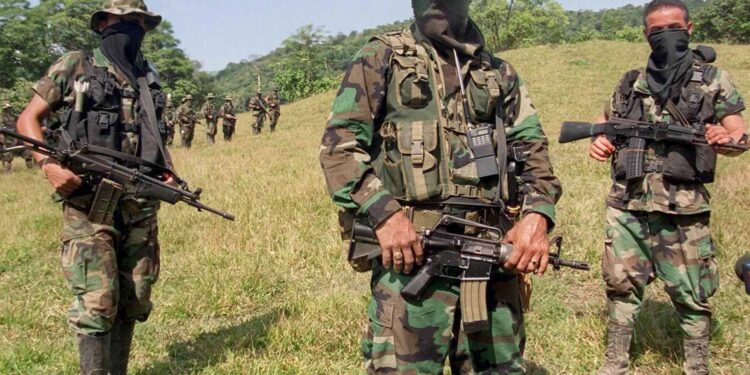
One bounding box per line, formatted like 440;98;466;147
683;336;710;375
77;333;110;375
110;320;136;375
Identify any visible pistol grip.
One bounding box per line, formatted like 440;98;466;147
401;261;435;300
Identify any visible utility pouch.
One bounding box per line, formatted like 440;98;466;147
397;120;442;201
467;69;501;122
88;178;123;225
393;55;431;109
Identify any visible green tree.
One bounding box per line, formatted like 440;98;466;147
471;0;569;51
694;0;750;43
273;25;337;101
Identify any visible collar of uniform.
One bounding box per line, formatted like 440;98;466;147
632;70;652;96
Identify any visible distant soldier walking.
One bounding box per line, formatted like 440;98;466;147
15;1;177;373
177;95;196;148
163;94;176;146
201;93;218;144
588;1;748;374
265;88;281;133
247;91;267;135
1;101;34;172
219;95;237;141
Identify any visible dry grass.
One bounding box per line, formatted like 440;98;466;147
1;40;748;374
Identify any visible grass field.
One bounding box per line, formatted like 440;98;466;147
1;40;749;374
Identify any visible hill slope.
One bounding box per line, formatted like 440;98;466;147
1;40;748;374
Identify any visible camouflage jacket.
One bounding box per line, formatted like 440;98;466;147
219;102;236;120
248;97;266;113
200;101;217;119
1;111;17;147
163;105;176;127
265;93;280;110
607;62;745;215
177;103;195;124
319;27;561;228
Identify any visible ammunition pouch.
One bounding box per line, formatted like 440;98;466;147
662;144;717;184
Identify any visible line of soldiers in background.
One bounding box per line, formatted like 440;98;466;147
163;88;281;149
0;101;34;173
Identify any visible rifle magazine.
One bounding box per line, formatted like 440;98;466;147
88;179;123;225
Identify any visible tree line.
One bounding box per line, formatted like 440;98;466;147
1;0;748;111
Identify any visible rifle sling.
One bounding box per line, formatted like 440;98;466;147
494;98;509;204
136;77;174;177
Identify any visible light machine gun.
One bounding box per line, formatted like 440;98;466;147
348;214;590;333
0;128;235;221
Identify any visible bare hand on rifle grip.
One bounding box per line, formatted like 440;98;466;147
590;135;615;162
42;159;81;196
375;211;424;274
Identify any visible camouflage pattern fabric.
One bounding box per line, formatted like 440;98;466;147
200;100;218;144
364;264;526;374
219;101;237;141
607;65;745;215
248;96;266;135
320;24;561;373
61;197;161;336
163;103;176;146
1;109;16;170
177;101;195;148
602;206;718;338
265;92;281;132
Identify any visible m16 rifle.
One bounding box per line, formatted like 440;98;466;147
0;128;235;221
349;214;590;332
558;118;748;180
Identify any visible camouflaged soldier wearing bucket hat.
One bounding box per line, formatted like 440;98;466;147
19;1;174;373
201;93;218;144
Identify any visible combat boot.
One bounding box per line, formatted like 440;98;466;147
110;320;136;375
77;333;110;375
596;323;633;375
683;336;710;375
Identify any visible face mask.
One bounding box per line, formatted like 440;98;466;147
646;28;694;103
100;21;147;87
101;21;146;62
412;0;471;39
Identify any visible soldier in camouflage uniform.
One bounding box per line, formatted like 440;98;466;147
15;1;175;374
265;88;281;133
200;93;218;144
162;94;176;146
248;91;266;135
219;95;237;141
319;1;562;373
589;2;748;374
177;95;196;148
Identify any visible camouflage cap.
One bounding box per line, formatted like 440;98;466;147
182;95;193;102
207;93;215;99
2;101;11;109
224;96;232;101
90;0;162;33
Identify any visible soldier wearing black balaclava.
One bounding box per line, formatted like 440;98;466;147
588;1;748;374
16;1;174;374
320;0;562;373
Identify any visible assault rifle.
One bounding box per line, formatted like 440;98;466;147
0;128;235;221
736;254;750;295
559;118;748;180
349;215;590;332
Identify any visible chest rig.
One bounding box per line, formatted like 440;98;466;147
371;30;517;206
64;52;166;161
612;59;718;184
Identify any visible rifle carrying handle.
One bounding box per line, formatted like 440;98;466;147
401;260;434;300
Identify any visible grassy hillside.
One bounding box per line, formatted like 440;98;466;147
1;40;749;374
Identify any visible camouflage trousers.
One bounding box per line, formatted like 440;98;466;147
180;123;195;148
363;264;526;374
268;110;280;132
222;119;236;141
252;113;264;135
61;197;161;336
602;206;719;338
205;118;217;139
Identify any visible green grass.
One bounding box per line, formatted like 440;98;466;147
1;40;749;374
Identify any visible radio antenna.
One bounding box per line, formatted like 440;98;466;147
453;49;473;128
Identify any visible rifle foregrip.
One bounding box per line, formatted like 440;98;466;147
401;261;434;300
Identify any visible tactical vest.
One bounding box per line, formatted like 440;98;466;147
64;52;166;162
612;59;718;184
371;30;512;204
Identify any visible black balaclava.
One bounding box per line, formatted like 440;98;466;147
646;28;694;104
100;21;147;88
412;0;483;57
